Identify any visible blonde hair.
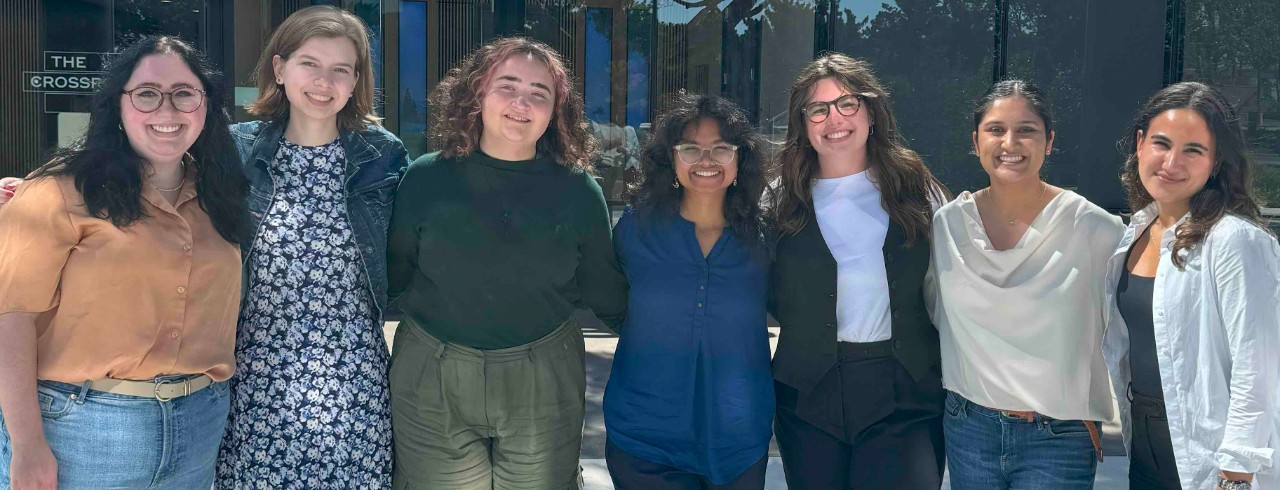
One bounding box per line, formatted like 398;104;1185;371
246;5;380;131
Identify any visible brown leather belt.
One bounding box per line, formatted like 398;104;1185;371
994;408;1104;463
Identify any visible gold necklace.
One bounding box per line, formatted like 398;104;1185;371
984;182;1047;226
150;159;187;193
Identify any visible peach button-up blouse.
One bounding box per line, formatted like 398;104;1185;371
0;174;241;383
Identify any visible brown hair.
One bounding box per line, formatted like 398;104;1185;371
428;36;595;172
245;5;380;131
1120;81;1269;269
771;53;947;243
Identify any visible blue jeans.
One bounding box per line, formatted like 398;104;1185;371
943;391;1097;490
0;376;230;489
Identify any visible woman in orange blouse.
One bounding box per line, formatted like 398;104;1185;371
0;36;248;490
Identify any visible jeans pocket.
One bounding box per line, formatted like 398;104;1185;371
1043;418;1090;437
35;383;77;420
943;391;966;419
209;379;230;397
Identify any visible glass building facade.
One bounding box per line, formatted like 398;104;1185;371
2;0;1277;212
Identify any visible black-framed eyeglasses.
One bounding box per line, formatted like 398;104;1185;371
122;87;206;114
802;94;862;123
673;143;739;166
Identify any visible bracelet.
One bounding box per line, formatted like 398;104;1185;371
1218;477;1252;490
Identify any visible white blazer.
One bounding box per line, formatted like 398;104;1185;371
1102;204;1280;489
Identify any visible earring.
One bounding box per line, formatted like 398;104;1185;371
870;125;875;136
276;78;283;84
672;179;680;189
733;178;738;187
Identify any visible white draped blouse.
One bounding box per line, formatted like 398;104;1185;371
926;190;1123;422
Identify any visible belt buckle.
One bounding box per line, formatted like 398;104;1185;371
153;379;190;402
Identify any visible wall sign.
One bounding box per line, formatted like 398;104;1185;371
22;51;109;94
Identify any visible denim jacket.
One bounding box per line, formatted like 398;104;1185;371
230;119;409;317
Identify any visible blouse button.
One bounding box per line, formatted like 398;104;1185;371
699;285;705;290
177;286;187;295
697;303;703;308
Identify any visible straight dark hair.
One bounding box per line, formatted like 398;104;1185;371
30;36;248;244
1120;81;1269;269
972;79;1055;134
632;92;770;250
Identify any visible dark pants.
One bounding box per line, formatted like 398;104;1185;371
1129;392;1181;489
605;439;767;490
773;341;945;490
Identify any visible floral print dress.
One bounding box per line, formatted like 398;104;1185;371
216;139;393;489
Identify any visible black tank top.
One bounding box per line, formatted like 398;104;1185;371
1116;242;1165;399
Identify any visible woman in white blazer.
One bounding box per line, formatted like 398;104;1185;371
1103;81;1280;490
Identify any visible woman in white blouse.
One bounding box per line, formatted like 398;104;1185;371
1103;81;1279;490
927;80;1122;489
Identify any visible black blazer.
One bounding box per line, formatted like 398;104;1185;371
770;216;940;393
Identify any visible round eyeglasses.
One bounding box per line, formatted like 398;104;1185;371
673;143;738;166
122;87;206;114
802;94;862;123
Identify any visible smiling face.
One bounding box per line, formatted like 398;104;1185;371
1136;108;1215;209
972;95;1054;186
478;54;556;160
674;118;738;198
120;53;207;167
804;77;872;171
273;36;359;128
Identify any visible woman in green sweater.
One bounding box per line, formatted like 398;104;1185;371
385;37;626;490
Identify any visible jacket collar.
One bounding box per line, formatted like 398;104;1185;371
249;118;382;173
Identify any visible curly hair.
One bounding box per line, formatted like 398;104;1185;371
428;37;595;172
1120;81;1269;269
30;36;248;244
632;92;770;249
770;53;947;244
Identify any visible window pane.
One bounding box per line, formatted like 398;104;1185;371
1183;0;1280;210
1007;0;1086;190
831;0;997;193
399;1;428;158
585;8;613;123
626;4;653;129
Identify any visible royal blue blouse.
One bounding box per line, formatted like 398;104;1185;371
604;207;774;484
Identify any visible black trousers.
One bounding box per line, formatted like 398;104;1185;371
1129;391;1181;489
605;439;768;490
774;341;945;490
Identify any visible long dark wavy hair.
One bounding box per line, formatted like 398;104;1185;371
30;36;248;244
428;36;595;172
1120;81;1268;269
770;54;947;244
633;92;770;249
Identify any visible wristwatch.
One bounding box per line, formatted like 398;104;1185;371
1219;477;1252;490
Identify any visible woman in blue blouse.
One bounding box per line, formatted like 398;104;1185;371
604;92;774;490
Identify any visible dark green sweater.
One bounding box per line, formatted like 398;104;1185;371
387;150;627;349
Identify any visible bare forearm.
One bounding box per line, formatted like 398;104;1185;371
0;312;46;446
